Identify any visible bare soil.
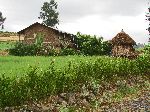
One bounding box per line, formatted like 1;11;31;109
0;36;24;42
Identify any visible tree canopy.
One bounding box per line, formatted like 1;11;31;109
39;0;59;27
0;12;6;29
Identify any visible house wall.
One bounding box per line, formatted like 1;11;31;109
21;24;75;49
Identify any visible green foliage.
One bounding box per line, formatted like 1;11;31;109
9;34;49;56
59;48;81;56
39;0;59;27
0;56;96;77
0;55;150;107
76;32;111;56
102;41;112;55
116;80;138;96
143;43;150;55
0;42;15;50
9;42;39;56
35;33;44;47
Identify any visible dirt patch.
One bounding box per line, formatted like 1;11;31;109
0;50;9;56
0;36;24;42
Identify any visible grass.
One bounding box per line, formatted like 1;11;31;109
0;41;15;50
0;55;98;77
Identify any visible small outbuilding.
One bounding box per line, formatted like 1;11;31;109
111;29;137;59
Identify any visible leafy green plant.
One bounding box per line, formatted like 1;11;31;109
9;42;38;56
0;42;15;50
76;32;111;56
143;44;150;54
9;33;48;56
35;33;44;47
0;55;150;108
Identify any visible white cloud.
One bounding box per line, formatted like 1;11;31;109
59;13;148;43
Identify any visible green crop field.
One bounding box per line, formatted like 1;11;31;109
0;54;150;109
0;41;15;50
0;55;97;77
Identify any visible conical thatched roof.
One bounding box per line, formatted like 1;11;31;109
111;29;136;45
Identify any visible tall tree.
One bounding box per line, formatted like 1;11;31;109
39;0;59;27
0;11;6;29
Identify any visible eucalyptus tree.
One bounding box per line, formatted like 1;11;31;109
39;0;59;27
0;11;6;29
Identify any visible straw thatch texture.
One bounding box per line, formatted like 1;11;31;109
111;30;136;46
111;30;137;59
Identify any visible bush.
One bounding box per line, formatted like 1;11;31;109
101;41;112;55
143;44;150;55
9;42;37;56
9;33;52;56
75;32;111;56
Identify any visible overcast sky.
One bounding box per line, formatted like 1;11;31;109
0;0;149;43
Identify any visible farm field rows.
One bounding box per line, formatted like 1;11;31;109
0;31;24;42
0;36;20;41
0;54;150;111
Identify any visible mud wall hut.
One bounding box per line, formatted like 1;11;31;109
111;30;137;59
18;22;76;50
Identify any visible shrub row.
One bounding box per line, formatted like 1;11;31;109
9;42;80;56
9;42;42;56
0;55;150;107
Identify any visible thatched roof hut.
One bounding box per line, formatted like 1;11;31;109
111;29;137;59
111;29;136;46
